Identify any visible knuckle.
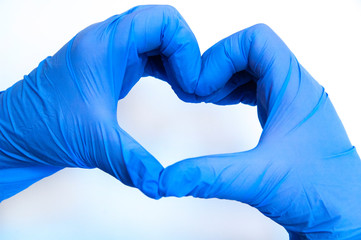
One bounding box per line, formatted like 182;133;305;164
129;5;180;20
249;23;275;41
156;5;179;15
134;5;181;25
153;5;182;22
240;23;279;78
252;23;272;32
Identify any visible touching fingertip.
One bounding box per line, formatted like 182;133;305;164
141;178;163;200
159;163;202;198
170;46;201;94
195;44;236;97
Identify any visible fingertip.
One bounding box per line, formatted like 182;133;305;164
129;5;202;95
100;125;165;200
129;154;165;200
159;157;218;198
166;43;201;94
139;166;164;200
159;6;201;94
195;42;236;97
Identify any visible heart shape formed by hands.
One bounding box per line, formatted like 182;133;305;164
1;5;361;239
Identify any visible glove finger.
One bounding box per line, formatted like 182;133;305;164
196;24;325;132
143;55;204;103
87;120;163;199
196;24;292;97
116;5;201;98
159;148;269;205
213;80;257;106
65;5;201;105
202;71;257;105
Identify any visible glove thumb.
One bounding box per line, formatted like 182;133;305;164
85;119;164;199
159;147;269;205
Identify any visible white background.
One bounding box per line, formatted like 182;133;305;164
0;0;360;239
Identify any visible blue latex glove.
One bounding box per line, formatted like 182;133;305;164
160;24;361;239
0;5;202;202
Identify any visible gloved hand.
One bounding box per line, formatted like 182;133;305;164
160;24;361;239
0;5;202;202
